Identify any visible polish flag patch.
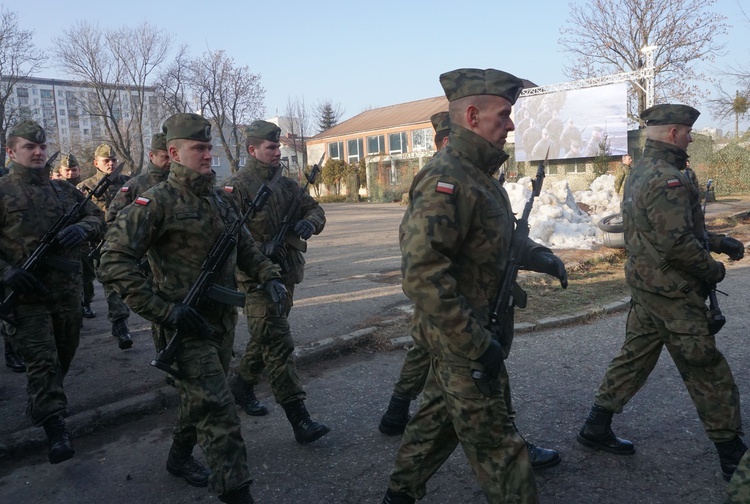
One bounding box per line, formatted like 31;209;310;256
666;178;682;188
223;186;234;193
120;186;130;192
134;196;150;206
435;181;455;195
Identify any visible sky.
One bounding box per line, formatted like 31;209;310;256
10;0;750;134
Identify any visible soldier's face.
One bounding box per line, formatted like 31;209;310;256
250;140;281;167
94;156;117;173
6;139;47;169
674;125;693;151
475;96;515;150
60;165;80;180
172;140;213;175
149;149;171;170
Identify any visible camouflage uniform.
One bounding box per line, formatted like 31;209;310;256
727;449;750;502
0;160;104;426
613;162;630;197
222;155;325;405
78;165;131;323
99;160;280;496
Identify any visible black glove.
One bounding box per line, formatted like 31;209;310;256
475;339;506;380
528;249;568;288
260;241;287;263
2;267;46;295
718;237;745;261
263;278;288;315
56;225;87;248
163;304;212;337
716;262;726;284
293;220;315;240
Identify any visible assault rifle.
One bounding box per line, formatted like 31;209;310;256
151;165;283;378
270;162;321;256
0;161;124;324
470;155;547;396
702;179;726;335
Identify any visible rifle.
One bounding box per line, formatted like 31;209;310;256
270;162;322;256
0;161;124;324
702;179;726;335
470;154;547;397
151;165;283;378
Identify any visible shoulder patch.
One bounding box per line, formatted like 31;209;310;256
134;196;150;206
666;178;682;188
223;185;234;193
120;186;130;192
435;181;456;195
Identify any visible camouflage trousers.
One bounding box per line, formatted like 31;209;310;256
388;357;537;503
726;448;750;503
237;285;304;405
81;254;96;305
393;344;431;400
594;289;742;443
164;308;251;496
95;262;130;322
11;297;81;427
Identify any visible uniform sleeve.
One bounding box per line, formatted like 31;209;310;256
645;174;723;284
298;189;326;235
106;186;134;226
99;200;171;323
71;186;106;240
400;172;491;361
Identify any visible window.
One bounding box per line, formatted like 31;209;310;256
367;135;385;155
40;89;53;98
564;163;584;174
83;129;90;135
239;156;247;166
211;156;221;167
31;88;38;95
291;155;298;165
388;132;408;154
328;141;343;160
59;109;66;116
60;118;67;126
347;138;363;163
16;88;28;97
411;128;434;152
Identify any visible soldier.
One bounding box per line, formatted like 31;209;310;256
0;165;25;372
0;120;105;464
576;104;746;481
78;144;132;348
727;449;750;502
222;120;329;445
613;154;632;197
99;113;284;504
57;153;82;186
381;69;568;504
378;110;561;472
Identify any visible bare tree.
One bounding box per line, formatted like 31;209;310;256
282;96;311;178
314;99;345;133
190;49;265;173
52;21;170;174
154;44;193;117
711;4;750;136
559;0;728;119
0;7;46;167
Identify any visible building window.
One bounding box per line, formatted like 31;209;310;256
564;163;584;174
31;88;38;95
40;89;53;98
239;156;247;166
347;138;363;163
16;88;28;97
60;118;67;125
411;128;434;152
83;129;90;135
388;132;408;154
291;155;298;165
367;135;385;155
328;141;343;160
211;156;221;167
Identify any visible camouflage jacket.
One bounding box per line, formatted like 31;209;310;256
99;162;281;324
614;163;630;196
106;161;169;225
400;124;545;365
622;139;724;299
222;156;325;286
0;161;105;302
77;169;130;215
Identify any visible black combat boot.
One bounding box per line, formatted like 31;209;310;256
382;488;416;504
5;340;26;373
577;404;635;455
166;441;211;487
378;394;411;436
81;302;96;319
512;421;561;470
112;318;133;350
281;399;330;444
231;376;268;416
715;436;748;481
42;415;75;464
219;485;255;504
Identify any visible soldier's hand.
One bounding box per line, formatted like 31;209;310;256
475;339;505;380
528;249;568;289
263;278;288;315
260;241;287;263
2;268;47;296
57;225;87;248
718;237;745;261
293;220;315;240
163;304;212;337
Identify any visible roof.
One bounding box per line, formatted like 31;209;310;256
311;96;449;140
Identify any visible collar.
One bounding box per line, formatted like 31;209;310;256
244;155;277;179
147;161;170;178
447;124;509;175
8;161;51;185
643;139;689;170
168;162;216;196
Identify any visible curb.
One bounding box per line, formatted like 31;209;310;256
0;296;631;461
